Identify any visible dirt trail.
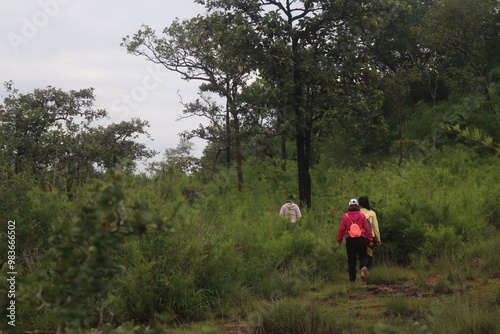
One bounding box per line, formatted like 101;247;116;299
219;276;500;333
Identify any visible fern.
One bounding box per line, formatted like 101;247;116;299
440;123;500;153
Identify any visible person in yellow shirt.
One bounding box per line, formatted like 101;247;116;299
359;196;381;269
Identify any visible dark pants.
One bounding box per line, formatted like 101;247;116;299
366;255;373;270
346;237;369;282
363;245;375;270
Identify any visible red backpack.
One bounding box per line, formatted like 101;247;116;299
346;214;362;238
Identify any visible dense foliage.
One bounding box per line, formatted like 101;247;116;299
123;0;500;208
0;144;499;332
1;0;499;333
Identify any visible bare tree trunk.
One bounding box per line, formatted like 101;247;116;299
281;132;287;171
277;108;287;171
425;66;439;150
225;100;231;170
292;44;312;209
234;113;244;191
297;131;312;209
398;126;404;169
211;147;225;180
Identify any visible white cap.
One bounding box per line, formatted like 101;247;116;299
349;199;358;205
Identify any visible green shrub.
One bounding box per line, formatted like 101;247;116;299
0;173;70;270
426;296;500;334
462;233;500;278
308;233;345;282
385;294;422;318
420;226;464;261
106;240;159;323
253;272;304;301
193;237;246;310
28;309;60;332
26;170;170;331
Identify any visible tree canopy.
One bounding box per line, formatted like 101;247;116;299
0;83;156;197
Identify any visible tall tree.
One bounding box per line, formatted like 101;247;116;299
85;118;156;169
363;0;440;165
122;11;260;191
416;0;500;101
149;140;200;177
197;0;389;208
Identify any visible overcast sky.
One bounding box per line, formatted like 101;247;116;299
0;0;209;168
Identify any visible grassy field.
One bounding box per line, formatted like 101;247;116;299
1;146;499;333
164;266;500;334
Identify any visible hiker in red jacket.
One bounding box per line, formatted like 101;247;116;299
337;199;374;282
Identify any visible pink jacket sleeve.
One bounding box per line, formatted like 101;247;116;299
337;213;374;243
336;215;348;243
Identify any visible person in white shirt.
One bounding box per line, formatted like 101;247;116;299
280;195;302;225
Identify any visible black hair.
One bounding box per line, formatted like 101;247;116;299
287;195;295;202
358;196;371;210
348;204;360;212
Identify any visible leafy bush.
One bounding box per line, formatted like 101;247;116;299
16;169;170;331
0;173;69;269
420;226;464;260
